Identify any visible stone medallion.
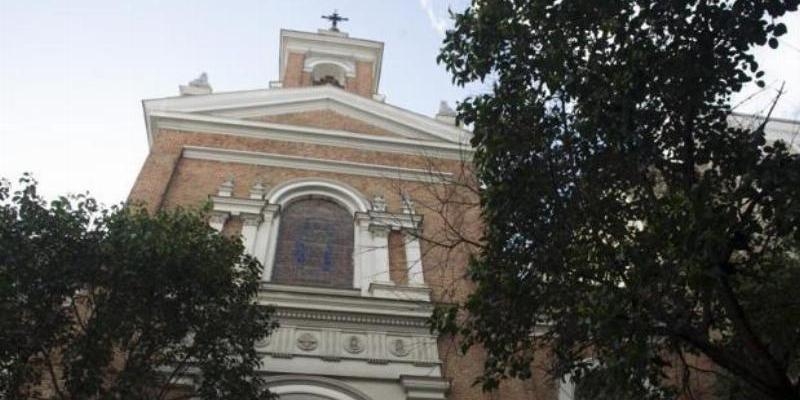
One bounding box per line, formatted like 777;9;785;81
343;335;365;354
255;335;271;350
389;338;410;357
296;333;318;352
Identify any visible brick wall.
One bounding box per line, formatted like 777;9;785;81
388;230;408;285
253;109;395;137
282;52;305;88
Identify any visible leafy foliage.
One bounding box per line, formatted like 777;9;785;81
433;1;800;399
0;175;276;399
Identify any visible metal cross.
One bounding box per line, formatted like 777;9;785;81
321;10;348;32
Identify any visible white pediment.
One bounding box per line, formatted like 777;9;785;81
143;85;471;145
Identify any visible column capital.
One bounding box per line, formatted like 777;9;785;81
241;213;262;227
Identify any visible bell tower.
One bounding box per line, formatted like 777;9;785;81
274;21;384;99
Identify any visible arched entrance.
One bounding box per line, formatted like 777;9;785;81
265;375;373;400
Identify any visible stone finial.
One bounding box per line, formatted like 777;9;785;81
371;194;387;212
436;100;457;125
437;101;456;117
401;192;415;215
217;176;234;197
179;72;213;96
250;181;267;200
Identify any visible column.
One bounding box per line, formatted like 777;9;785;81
255;204;280;281
240;213;262;256
208;212;229;232
404;230;425;285
368;224;391;284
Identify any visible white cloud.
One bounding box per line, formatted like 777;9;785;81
419;0;448;37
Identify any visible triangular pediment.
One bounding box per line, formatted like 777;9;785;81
143;85;470;144
244;109;401;139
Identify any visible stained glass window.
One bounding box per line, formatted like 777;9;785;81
272;198;354;288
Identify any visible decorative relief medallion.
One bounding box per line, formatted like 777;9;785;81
296;333;318;352
255;335;270;350
389;338;410;357
343;335;365;354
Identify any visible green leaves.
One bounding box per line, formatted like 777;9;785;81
769;38;780;48
435;0;800;399
0;177;276;400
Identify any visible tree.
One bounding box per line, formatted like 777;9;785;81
433;1;800;399
0;176;276;400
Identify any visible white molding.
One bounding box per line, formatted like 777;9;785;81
213;99;446;142
259;283;434;322
267;178;370;214
368;282;431;302
266;375;373;400
181;146;451;183
304;53;357;77
151;110;471;160
360;210;422;231
143;85;472;146
401;375;450;400
261;356;442;387
208;195;265;216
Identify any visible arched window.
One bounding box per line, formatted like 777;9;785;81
311;63;346;88
271;197;354;288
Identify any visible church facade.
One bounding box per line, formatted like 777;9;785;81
127;21;800;400
129;26;556;400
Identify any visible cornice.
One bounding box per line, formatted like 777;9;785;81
149;110;472;160
142;85;472;146
272;309;428;328
360;210;423;230
258;283;434;326
182;146;452;183
208;195;265;216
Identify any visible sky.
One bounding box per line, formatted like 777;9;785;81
1;1;799;205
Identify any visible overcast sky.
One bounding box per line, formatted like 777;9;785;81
1;1;799;205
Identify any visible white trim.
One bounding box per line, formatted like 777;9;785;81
267;178;370;214
208;195;264;216
360;211;422;230
181;146;451;183
259;283;434;321
143;85;471;145
266;375;373;400
367;282;431;302
150;110;471;160
304;54;356;77
400;375;450;400
213;98;447;142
